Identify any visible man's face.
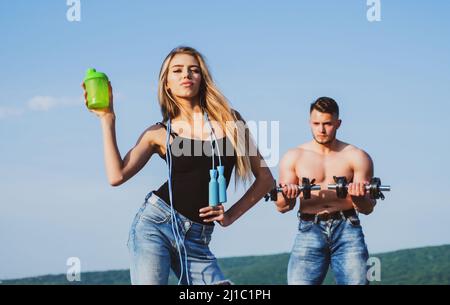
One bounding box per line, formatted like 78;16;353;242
309;109;341;145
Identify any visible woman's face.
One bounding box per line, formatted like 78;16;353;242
166;53;202;100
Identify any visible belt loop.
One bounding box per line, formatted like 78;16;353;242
297;210;301;221
201;225;206;241
184;220;191;234
339;210;345;220
314;214;319;224
144;192;152;204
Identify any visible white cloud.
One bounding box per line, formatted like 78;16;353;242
0;96;83;120
27;96;82;112
27;96;58;111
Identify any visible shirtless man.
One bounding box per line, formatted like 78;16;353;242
276;97;376;285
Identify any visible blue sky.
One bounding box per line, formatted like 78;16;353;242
1;0;450;279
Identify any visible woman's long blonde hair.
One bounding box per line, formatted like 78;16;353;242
157;46;252;183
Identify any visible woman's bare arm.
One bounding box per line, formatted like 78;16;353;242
83;82;160;186
101;115;159;186
224;148;274;225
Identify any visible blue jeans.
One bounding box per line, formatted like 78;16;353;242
127;192;228;285
287;213;369;285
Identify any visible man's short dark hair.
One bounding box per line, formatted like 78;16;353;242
310;97;339;118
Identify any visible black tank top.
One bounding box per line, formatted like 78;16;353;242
153;122;237;225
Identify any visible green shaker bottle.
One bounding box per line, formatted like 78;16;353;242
84;68;109;109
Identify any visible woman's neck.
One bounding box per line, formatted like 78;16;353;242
174;96;203;121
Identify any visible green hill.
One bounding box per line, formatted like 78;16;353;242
1;244;449;285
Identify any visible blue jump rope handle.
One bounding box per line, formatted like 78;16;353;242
209;169;219;206
217;166;227;203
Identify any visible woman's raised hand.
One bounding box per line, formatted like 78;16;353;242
82;81;115;118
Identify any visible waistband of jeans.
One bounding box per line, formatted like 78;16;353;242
146;191;214;231
298;208;357;223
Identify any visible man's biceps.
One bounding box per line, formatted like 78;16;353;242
279;175;298;184
280;159;296;173
353;168;371;180
357;159;374;176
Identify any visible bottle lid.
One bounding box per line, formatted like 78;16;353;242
84;68;108;82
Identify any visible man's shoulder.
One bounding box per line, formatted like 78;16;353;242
286;143;311;157
280;145;306;166
280;143;313;165
341;143;371;161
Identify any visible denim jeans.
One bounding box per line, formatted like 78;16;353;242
287;213;369;285
127;192;227;285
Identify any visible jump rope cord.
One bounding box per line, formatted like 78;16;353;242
204;112;222;166
166;119;190;285
166;114;220;285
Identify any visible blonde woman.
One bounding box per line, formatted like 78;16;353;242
82;46;273;285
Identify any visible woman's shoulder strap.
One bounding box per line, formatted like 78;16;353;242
156;122;178;138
